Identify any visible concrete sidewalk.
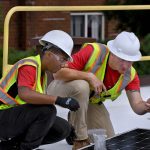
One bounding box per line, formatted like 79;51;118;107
39;86;150;150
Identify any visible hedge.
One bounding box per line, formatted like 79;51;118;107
0;48;35;78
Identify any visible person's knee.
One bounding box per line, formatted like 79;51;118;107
24;104;57;124
69;80;90;97
37;105;56;120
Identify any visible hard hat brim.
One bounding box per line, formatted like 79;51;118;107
107;40;142;62
39;39;73;62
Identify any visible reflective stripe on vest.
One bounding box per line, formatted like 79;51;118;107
91;67;135;103
0;87;18;105
82;43;136;103
0;59;38;105
83;43;109;81
0;59;38;91
0;55;48;107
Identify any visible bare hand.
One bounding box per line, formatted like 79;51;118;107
88;72;106;94
145;98;150;112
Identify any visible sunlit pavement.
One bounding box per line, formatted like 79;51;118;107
39;86;150;150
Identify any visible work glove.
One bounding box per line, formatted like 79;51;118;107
55;97;80;111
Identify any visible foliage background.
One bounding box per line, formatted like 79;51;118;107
0;0;150;77
104;0;150;76
0;48;35;78
104;0;150;37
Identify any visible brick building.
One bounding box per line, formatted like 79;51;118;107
0;0;117;51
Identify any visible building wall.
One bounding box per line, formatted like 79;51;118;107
1;0;116;50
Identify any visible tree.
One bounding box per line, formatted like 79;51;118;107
104;0;150;37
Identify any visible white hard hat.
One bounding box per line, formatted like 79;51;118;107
107;31;142;61
39;30;73;61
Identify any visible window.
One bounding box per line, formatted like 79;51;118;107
71;12;105;41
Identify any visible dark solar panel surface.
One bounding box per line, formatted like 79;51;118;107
80;128;150;150
106;128;150;150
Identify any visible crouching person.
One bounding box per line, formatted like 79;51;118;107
0;30;79;150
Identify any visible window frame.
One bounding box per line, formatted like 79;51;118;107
71;12;105;41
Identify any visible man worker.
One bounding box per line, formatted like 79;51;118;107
47;31;150;150
0;30;80;150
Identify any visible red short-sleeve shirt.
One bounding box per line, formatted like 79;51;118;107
18;65;36;89
68;45;140;91
18;45;140;91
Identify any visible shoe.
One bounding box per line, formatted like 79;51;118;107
72;138;91;150
66;124;77;145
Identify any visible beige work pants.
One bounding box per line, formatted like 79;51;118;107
47;80;115;140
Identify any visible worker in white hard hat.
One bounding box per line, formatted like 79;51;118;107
47;31;150;150
0;30;80;150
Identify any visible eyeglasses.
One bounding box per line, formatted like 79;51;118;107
52;52;69;63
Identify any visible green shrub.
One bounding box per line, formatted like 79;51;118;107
8;48;35;64
0;48;35;78
141;34;150;56
133;61;150;75
133;34;150;76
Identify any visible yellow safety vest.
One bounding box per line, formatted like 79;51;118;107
83;43;136;104
0;55;47;110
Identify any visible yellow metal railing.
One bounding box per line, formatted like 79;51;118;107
3;5;150;76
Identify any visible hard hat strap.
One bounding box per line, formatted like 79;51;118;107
42;43;53;52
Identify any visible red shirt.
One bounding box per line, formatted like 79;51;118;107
68;45;140;91
18;66;36;89
18;45;140;91
18;65;45;89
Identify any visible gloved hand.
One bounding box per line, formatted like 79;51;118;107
55;97;80;111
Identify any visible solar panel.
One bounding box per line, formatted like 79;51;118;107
107;128;150;150
79;128;150;150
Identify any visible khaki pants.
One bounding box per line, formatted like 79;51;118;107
47;80;115;140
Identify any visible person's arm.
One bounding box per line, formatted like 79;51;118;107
54;68;106;94
18;86;56;104
126;90;150;115
17;65;56;104
126;73;150;115
54;67;90;81
17;66;79;111
18;86;79;111
54;44;107;94
54;44;94;81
